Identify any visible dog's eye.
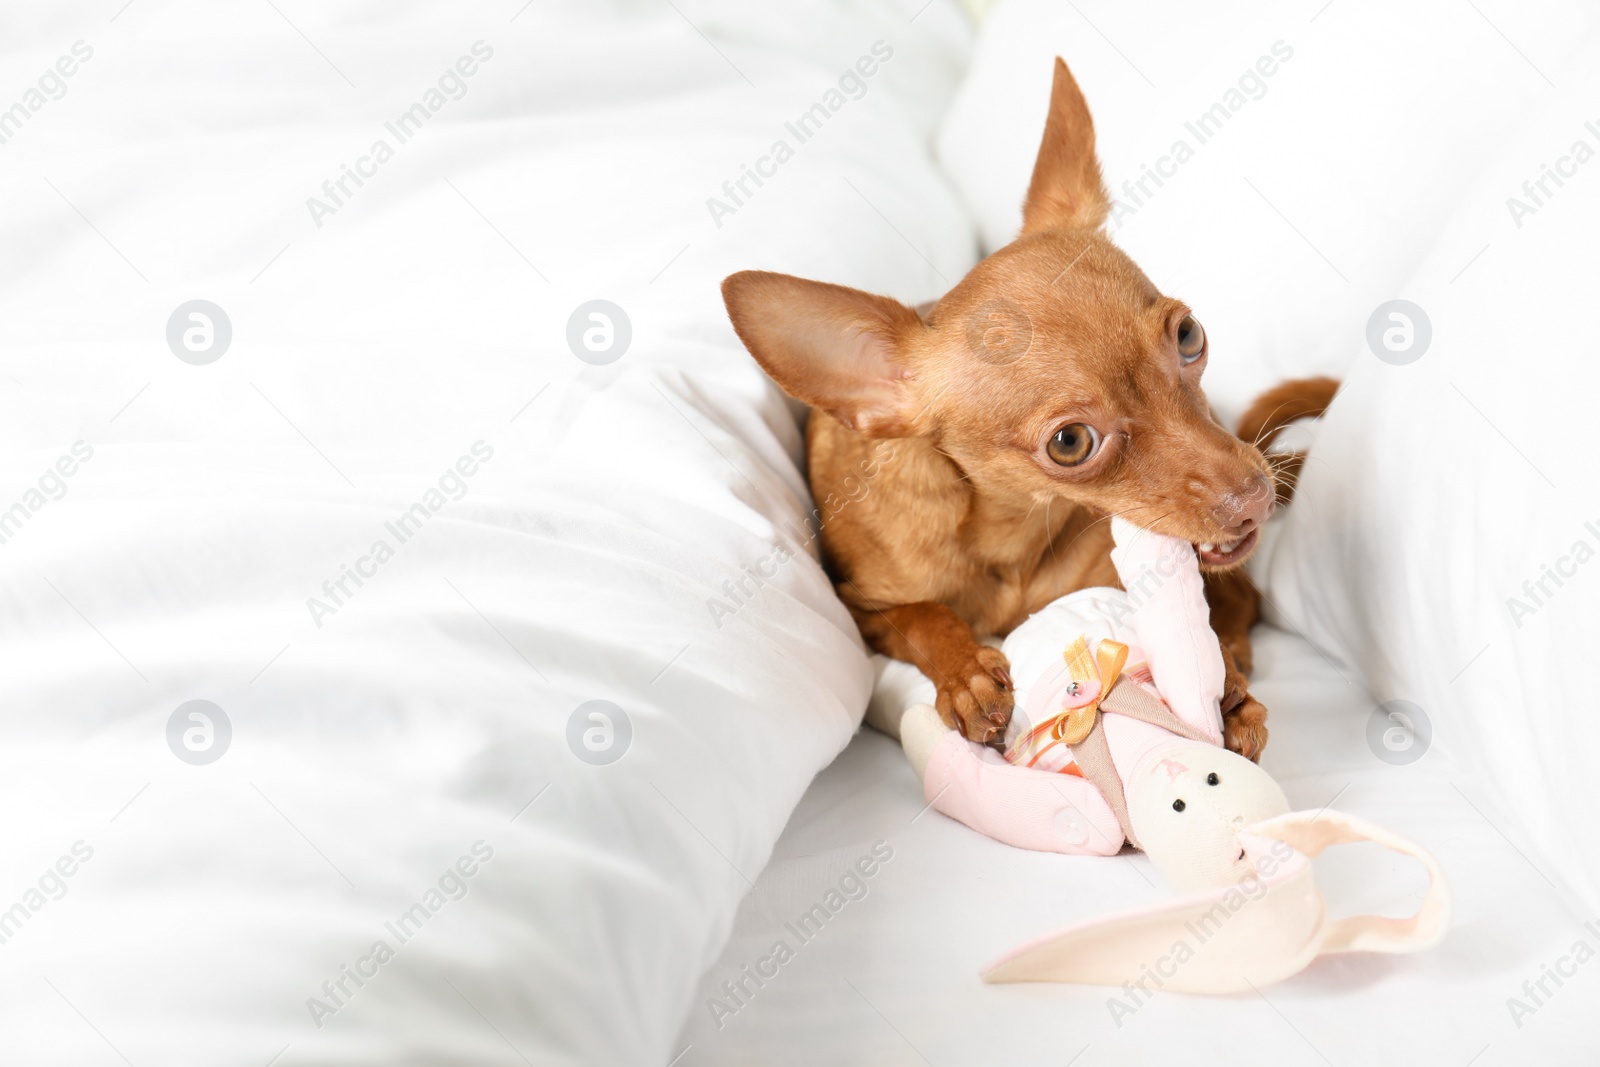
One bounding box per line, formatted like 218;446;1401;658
1047;423;1100;467
1177;314;1205;363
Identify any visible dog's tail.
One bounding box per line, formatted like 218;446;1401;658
1237;376;1340;506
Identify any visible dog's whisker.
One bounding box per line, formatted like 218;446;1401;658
1044;497;1064;567
931;445;975;483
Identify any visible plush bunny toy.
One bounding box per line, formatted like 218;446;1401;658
867;518;1449;992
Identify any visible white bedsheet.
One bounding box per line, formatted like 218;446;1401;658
0;2;975;1063
680;626;1600;1065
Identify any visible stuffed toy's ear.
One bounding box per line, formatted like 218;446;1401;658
1252;810;1451;957
981;810;1449;993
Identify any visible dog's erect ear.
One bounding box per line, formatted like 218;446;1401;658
1020;57;1109;234
721;270;926;437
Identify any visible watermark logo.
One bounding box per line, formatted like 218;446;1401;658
567;699;631;766
166;300;232;365
1506;519;1599;628
705;840;894;1029
1365;299;1431;365
705;41;894;228
965;298;1033;365
0;41;94;148
0;840;94;947
305;840;494;1028
1108;40;1294;230
0;440;93;547
566;300;631;365
305;441;494;628
1053;804;1093;848
1505;120;1600;230
305;42;495;229
1506;918;1600;1029
1107;838;1295;1027
1366;699;1431;765
706;441;896;629
167;700;231;765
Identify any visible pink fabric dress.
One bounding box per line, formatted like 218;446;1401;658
918;519;1226;855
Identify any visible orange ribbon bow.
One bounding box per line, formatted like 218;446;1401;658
1007;635;1129;770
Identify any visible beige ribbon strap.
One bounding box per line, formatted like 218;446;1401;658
1068;674;1217;850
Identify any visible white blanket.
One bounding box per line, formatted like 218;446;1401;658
683;627;1600;1064
0;2;975;1062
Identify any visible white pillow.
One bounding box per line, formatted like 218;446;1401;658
1252;30;1600;911
936;0;1597;419
0;2;977;1063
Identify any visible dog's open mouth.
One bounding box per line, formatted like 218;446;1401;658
1195;527;1259;568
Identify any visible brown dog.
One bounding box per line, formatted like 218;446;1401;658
723;57;1334;760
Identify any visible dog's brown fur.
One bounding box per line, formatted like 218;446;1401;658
723;58;1334;760
1237;375;1341;508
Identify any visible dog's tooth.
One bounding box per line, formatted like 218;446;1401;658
1199;543;1215;553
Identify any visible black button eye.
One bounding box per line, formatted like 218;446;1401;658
1207;772;1220;785
1172;799;1186;812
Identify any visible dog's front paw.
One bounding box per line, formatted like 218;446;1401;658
1216;635;1266;759
1223;693;1268;762
934;645;1013;748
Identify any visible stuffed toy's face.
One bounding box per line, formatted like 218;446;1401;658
1127;742;1290;891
